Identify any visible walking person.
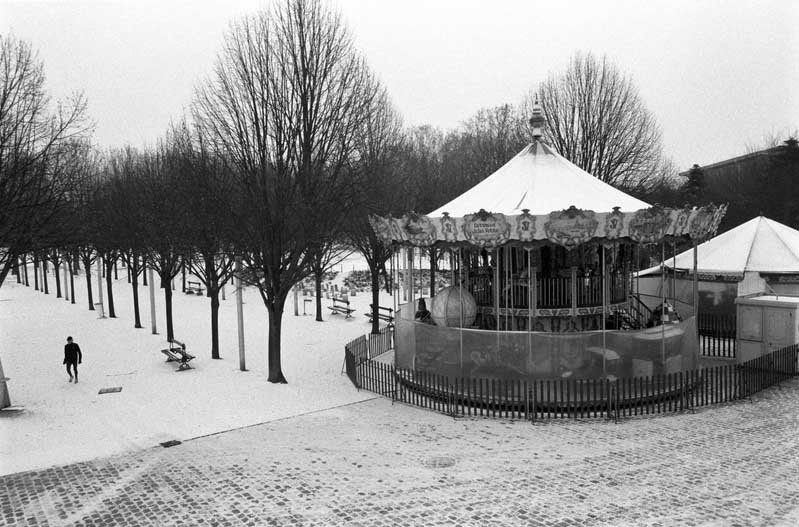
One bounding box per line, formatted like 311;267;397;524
63;336;82;383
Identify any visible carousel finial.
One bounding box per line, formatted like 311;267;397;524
529;95;546;141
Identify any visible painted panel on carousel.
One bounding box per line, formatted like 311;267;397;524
438;212;458;242
603;207;625;240
628;207;672;244
544;206;598;249
515;209;537;242
402;212;437;246
670;207;693;237
688;205;717;240
462;209;511;248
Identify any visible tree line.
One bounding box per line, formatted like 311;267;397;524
2;0;794;384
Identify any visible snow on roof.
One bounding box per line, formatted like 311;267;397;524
428;141;650;217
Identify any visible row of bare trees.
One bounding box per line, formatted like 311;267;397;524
4;0;716;386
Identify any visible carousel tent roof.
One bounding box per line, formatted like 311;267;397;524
428;141;650;217
639;216;799;276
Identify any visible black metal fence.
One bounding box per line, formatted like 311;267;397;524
698;313;737;358
344;331;798;422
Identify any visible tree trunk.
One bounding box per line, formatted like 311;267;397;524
131;257;142;328
266;298;288;384
54;259;62;298
69;259;75;305
210;292;220;359
181;261;186;293
105;258;116;318
42;260;49;294
163;273;175;342
84;259;94;310
370;264;381;335
23;255;29;286
314;267;324;321
0;256;13;288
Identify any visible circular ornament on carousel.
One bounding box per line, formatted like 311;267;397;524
431;286;477;328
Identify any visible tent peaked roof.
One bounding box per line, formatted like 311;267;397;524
649;216;799;275
428;141;650;217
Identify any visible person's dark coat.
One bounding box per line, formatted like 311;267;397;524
63;342;82;365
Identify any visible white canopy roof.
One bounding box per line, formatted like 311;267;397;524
640;216;799;276
428;141;650;217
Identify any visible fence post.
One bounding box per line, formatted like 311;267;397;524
531;382;536;424
391;364;397;405
524;381;529;422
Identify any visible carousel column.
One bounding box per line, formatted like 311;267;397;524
661;242;666;367
602;244;607;375
570;266;578;327
449;249;455;287
671;240;677;302
531;267;538;330
493;248;500;332
419;247;433;299
458;248;464;371
504;246;510;330
526;248;532;352
391;248;397;316
408;247;414;308
693;239;699;338
404;249;408;302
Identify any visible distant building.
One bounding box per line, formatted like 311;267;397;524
680;138;799;233
679;137;797;180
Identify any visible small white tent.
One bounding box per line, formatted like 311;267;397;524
637;216;799;316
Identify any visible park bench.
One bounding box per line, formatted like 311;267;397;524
366;304;394;325
185;280;204;295
328;296;354;318
160;339;195;371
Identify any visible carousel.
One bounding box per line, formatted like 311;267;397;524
370;105;727;383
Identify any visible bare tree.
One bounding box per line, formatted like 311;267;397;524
100;147;153;326
348;88;405;334
307;243;350;321
0;35;91;288
171;123;238;359
440;105;527;195
194;0;377;383
139;141;188;343
401;125;446;214
523;52;666;191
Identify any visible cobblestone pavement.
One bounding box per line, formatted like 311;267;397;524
3;379;799;527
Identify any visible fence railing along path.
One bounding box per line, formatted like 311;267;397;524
698;313;737;358
344;329;798;422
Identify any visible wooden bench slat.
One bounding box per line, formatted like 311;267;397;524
328;297;354;318
366;304;394;324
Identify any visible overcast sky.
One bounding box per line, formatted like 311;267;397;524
2;0;797;169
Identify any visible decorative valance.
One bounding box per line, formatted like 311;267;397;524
370;204;727;249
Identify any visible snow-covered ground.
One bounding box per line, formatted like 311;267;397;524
0;258;393;476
